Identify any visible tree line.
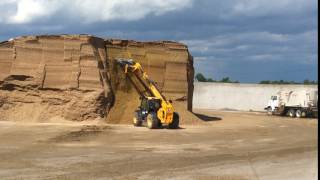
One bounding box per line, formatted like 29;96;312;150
195;73;239;83
259;79;318;85
195;73;318;85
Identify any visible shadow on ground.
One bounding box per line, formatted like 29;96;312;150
192;113;222;122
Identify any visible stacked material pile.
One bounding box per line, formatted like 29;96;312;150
0;35;111;122
105;39;194;123
0;35;194;124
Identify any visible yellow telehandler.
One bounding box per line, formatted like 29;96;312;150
116;58;179;129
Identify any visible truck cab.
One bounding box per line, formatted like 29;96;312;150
266;95;279;113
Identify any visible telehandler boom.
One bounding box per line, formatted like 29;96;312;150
116;58;179;129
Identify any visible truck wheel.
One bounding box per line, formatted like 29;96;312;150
133;111;142;126
288;109;296;118
267;107;273;115
146;112;159;129
313;111;318;118
295;110;303;118
168;112;179;129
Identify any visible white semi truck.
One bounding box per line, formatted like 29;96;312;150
265;90;318;118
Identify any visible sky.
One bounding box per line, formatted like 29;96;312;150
0;0;318;83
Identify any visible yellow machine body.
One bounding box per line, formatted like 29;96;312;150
118;59;175;125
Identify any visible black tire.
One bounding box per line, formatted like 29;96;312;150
157;120;163;128
304;110;315;118
267;107;273;115
313;111;318;118
168;112;179;129
295;109;303;118
288;109;296;118
146;112;159;129
133;111;142;126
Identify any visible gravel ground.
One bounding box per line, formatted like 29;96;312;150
0;110;317;180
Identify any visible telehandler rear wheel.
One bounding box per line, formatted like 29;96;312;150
168;112;179;129
146;112;159;129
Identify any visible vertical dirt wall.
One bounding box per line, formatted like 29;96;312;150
105;39;194;124
105;40;193;104
0;35;111;122
0;35;194;123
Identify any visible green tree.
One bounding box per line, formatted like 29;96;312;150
207;78;215;82
195;73;239;83
219;77;239;83
304;79;318;85
195;73;207;82
303;79;310;84
220;77;230;83
259;79;317;85
259;80;271;84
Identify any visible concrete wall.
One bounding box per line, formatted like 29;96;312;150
193;82;318;111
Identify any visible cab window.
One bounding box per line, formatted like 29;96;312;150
141;98;147;109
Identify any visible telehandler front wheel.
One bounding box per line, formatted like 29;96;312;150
133;111;142;127
146;112;159;129
168;112;179;129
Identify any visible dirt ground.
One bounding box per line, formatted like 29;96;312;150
0;110;317;180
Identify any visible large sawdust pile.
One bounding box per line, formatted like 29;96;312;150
0;35;196;124
0;35;111;122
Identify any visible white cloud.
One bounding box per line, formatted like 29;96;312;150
0;0;192;24
9;0;61;23
231;0;316;17
247;54;276;61
183;31;291;53
72;0;192;23
184;30;317;64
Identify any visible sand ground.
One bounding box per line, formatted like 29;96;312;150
0;110;317;180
